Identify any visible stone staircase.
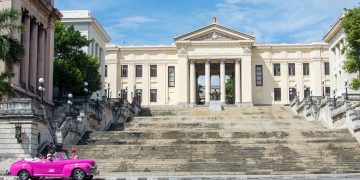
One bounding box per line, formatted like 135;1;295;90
65;106;360;175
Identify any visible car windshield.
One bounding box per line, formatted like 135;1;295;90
59;152;69;160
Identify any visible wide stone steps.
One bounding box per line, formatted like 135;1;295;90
70;106;360;175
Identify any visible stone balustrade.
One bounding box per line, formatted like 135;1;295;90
331;101;350;118
0;98;43;118
291;94;360;143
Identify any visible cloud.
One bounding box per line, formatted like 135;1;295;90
115;16;155;29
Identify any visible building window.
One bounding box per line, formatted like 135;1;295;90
304;87;310;98
105;65;108;77
168;66;175;87
150;65;157;77
325;87;331;96
324;62;330;75
136;65;142;77
289;88;297;101
121;65;128;77
255;65;263;86
288;63;295;76
274;63;281;76
303;63;309;76
150;89;157;102
274;88;281;101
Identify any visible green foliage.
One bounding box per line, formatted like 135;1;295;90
342;6;360;90
0;9;23;97
54;21;101;96
225;75;234;104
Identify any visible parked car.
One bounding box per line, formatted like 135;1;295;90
8;151;98;180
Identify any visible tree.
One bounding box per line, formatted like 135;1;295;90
342;6;360;90
54;21;101;97
0;9;23;98
225;75;234;104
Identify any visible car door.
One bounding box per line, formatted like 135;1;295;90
49;153;66;175
31;159;51;176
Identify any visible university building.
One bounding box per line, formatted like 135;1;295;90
61;10;111;97
106;17;330;106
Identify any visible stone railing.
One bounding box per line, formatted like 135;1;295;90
0;98;43;118
296;99;307;112
290;97;298;107
84;103;100;119
331;101;350;118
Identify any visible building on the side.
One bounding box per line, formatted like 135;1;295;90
61;10;111;96
106;17;330;106
0;0;61;171
323;10;359;98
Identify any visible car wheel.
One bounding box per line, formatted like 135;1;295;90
18;170;30;180
72;168;86;180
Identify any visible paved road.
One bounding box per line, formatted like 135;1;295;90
3;174;360;180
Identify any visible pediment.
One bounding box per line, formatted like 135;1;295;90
174;24;255;42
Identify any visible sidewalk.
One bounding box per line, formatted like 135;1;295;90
2;173;360;180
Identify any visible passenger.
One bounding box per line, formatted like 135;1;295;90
47;142;57;155
71;146;79;160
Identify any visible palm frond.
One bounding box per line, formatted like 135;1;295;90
0;9;23;35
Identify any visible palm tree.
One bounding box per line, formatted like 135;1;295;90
0;9;24;98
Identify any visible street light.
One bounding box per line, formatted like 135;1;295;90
38;78;45;104
333;89;337;107
322;81;325;97
345;79;348;100
84;82;89;103
67;93;73;117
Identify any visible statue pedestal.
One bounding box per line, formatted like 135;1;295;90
209;100;223;112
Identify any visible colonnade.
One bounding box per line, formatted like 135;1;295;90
21;11;52;101
189;59;243;105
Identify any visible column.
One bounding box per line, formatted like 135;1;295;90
339;40;344;59
22;14;31;88
29;19;38;93
44;29;50;101
37;26;45;89
241;55;253;105
220;59;226;103
190;59;196;105
235;59;241;105
205;59;211;104
335;44;340;62
47;25;55;102
177;55;189;105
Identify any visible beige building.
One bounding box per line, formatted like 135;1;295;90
106;18;330;106
323;10;359;98
0;0;61;171
61;10;111;96
0;0;61;103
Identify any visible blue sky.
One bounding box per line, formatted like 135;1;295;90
55;0;359;45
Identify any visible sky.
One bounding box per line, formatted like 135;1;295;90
55;0;359;46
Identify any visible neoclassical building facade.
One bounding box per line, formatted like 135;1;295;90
106;18;330;106
61;10;111;96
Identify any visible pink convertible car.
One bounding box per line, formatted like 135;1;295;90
9;152;98;180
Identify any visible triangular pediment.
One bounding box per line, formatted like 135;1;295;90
174;23;255;42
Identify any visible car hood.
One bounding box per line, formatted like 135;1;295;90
67;159;96;166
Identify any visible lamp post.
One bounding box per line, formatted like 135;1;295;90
333;89;336;107
84;82;88;103
38;78;45;104
345;79;348;100
310;90;313;105
67;93;73;117
322;81;325;97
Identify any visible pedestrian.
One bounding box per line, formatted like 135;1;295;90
71;146;79;160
